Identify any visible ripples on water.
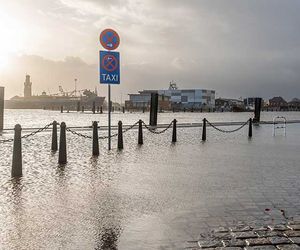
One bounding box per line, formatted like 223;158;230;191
0;110;300;249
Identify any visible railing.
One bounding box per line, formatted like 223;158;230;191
273;116;287;136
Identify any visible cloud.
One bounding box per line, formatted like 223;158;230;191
1;0;300;100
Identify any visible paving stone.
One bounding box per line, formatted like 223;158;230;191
246;238;272;246
234;231;258;239
213;232;233;240
287;225;300;231
284;231;300;237
213;226;230;233
230;225;253;232
267;236;292;245
244;246;277;250
276;245;300;250
216;248;243;250
222;239;247;247
198;240;223;248
252;226;269;232
268;225;289;231
255;230;285;237
288;237;300;244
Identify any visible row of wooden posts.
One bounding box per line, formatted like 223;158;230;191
60;104;126;114
10;119;178;177
10;118;253;178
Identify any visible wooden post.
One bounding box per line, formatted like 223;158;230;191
118;121;123;150
58;122;67;164
172;119;177;143
149;93;158;126
202;118;206;141
122;106;125;113
100;106;103;114
138;119;143;145
92;101;96;114
51;121;58;151
77;102;80;112
11;124;22;177
82;106;84;113
253;98;262;123
248;118;252;138
97;106;100;113
0;87;4;131
92;121;99;156
60;106;63;113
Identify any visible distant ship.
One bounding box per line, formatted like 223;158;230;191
5;75;105;110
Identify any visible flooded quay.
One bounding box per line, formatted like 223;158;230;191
0;110;300;249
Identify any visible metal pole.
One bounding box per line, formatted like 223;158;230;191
108;84;111;150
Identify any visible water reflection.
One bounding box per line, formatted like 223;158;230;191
10;178;26;250
95;227;121;250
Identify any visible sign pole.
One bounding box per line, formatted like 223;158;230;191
99;28;120;151
108;84;111;150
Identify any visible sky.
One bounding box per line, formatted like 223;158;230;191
0;0;300;101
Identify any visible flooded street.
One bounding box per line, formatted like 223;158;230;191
1;110;300;249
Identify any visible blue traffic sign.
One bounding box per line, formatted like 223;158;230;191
99;51;120;84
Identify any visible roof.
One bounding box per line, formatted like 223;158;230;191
269;96;287;103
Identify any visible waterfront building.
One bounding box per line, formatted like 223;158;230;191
288;98;300;111
126;83;215;110
5;75;105;110
268;96;288;111
215;98;244;112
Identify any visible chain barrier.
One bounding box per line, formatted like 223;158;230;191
65;121;140;140
98;121;139;139
142;120;174;134
0;122;53;144
0;138;14;144
66;127;92;139
206;119;249;133
21;123;54;139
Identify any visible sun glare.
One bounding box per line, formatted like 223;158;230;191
0;12;24;70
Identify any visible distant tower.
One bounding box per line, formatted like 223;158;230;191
24;75;32;98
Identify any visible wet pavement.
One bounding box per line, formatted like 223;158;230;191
186;218;300;249
0;111;300;249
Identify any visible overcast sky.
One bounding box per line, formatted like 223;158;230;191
0;0;300;101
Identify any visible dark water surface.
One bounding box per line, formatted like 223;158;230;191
0;110;300;249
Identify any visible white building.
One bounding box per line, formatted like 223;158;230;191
128;83;215;109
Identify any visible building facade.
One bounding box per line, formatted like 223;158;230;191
24;75;32;98
127;85;215;110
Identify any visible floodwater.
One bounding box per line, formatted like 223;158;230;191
0;110;300;250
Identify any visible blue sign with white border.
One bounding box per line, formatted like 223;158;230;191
99;51;120;84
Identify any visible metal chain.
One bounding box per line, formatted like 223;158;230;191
98;121;139;139
0;138;14;144
22;123;53;139
142;120;173;134
206;119;249;133
0;122;53;144
66;127;92;139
